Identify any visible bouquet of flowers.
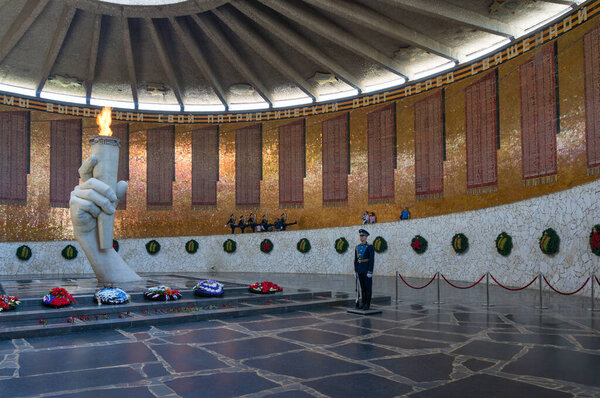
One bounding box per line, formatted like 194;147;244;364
143;286;182;301
95;285;130;305
193;280;224;297
42;287;77;308
0;295;20;312
249;281;283;294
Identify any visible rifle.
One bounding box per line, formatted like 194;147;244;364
355;273;361;308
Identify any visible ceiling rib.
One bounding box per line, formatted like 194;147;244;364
375;0;523;39
191;13;274;106
303;0;462;60
146;18;184;110
0;0;49;65
257;0;410;78
85;14;102;104
121;17;139;109
231;0;362;91
213;7;317;100
539;0;578;5
35;6;77;95
168;16;229;109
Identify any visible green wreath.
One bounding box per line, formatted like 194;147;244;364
373;236;388;253
223;239;236;253
260;239;274;254
539;228;560;255
335;237;349;254
16;245;32;261
411;235;428;254
451;233;469;254
61;245;78;260
495;232;513;256
590;225;600;256
297;238;311;254
185;239;199;254
113;239;119;252
145;240;161;255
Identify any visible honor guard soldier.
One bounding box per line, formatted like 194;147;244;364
354;229;375;310
225;214;236;234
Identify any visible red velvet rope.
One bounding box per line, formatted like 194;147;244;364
441;274;485;289
490;274;538;291
398;273;437;290
543;276;590;296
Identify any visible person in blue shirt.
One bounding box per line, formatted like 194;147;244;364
354;229;375;310
399;207;411;220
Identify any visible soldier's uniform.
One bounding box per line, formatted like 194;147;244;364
354;229;375;310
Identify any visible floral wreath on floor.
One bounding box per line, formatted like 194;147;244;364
16;245;32;261
0;295;20;312
113;239;120;252
495;232;513;256
590;225;600;256
539;228;560;255
335;237;349;254
223;239;237;253
260;239;274;253
249;281;283;294
411;235;428;254
193;280;224;297
95;285;130;305
373;236;388;253
451;233;469;254
185;239;199;254
42;287;77;308
145;240;161;255
61;244;78;260
297;238;311;254
144;286;182;301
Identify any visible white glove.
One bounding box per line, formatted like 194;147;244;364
367;273;373;278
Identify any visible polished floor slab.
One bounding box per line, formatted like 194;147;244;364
1;271;600;397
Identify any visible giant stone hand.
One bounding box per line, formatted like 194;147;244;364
69;155;141;283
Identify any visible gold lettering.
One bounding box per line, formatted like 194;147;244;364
246;113;252;121
187;114;194;123
236;114;243;121
126;112;134;121
535;31;544;46
58;105;66;114
331;102;338;112
549;24;558;39
217;114;224;123
255;113;261;121
294;108;300;117
168;114;174;123
507;45;519;59
436;76;443;87
116;112;123;119
578;7;587;23
446;72;454;83
18;98;29;108
137;113;143;121
494;52;502;66
352;99;360;108
563;16;572;32
482;58;490;71
83;108;91;117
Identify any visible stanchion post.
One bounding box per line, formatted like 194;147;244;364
395;270;398;304
434;271;444;305
535;273;548;310
589;274;600;312
482;271;494;308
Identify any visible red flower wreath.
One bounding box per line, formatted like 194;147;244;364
260;239;274;254
249;281;283;294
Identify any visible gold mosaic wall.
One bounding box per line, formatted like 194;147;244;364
1;16;599;242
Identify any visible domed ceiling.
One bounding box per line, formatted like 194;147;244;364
0;0;585;111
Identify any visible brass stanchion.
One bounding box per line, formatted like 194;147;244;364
481;272;494;308
535;273;548;310
433;271;444;305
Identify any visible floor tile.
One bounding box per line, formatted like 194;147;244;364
488;332;572;347
305;373;412;397
502;346;600;387
327;342;398;360
239;317;321;331
314;322;373;336
244;350;367;379
388;328;469;343
47;387;155;398
163;327;249;344
462;358;495;372
151;343;228;373
278;328;349;345
409;374;571;398
451;340;522;360
366;334;449;349
25;330;130;349
209;336;303;359
372;353;455;382
165;372;278;398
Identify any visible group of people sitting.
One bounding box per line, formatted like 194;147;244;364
361;211;377;224
225;213;297;234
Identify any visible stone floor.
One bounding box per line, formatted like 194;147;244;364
1;272;600;397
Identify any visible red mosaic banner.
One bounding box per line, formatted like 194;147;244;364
192;126;219;207
322;113;349;205
111;123;129;209
146;125;174;207
465;72;498;193
520;44;557;184
279;119;304;207
236;124;262;207
367;104;395;203
50;119;82;208
584;24;600;174
0;111;29;205
414;91;444;199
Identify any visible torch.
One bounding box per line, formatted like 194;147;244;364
92;107;120;250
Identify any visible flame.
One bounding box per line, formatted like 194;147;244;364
96;106;113;136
